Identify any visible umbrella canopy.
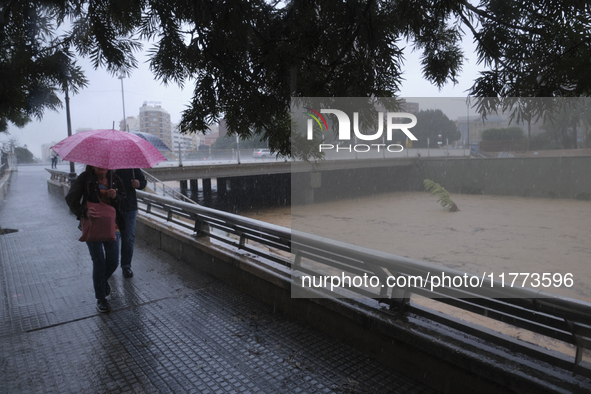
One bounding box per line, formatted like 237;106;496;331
52;129;167;169
130;132;171;151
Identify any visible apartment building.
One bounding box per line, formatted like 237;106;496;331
139;103;173;149
119;116;140;132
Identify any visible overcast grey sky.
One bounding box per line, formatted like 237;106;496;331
3;38;483;159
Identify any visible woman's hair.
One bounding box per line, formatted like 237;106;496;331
84;165;112;182
85;165;111;173
85;165;115;190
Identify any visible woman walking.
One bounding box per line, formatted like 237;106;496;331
66;165;126;312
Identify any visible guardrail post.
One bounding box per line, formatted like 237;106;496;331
565;319;585;374
388;286;411;311
193;215;210;237
292;249;302;270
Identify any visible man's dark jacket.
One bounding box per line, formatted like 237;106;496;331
115;168;148;212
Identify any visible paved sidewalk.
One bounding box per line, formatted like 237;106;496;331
0;166;437;393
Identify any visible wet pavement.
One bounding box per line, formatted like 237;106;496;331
0;165;437;393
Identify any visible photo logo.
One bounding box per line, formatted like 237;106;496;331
304;108;328;132
304;109;418;153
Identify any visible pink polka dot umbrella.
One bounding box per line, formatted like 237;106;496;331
51;129;167;169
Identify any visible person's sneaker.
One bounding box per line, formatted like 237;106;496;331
122;268;133;278
96;298;111;313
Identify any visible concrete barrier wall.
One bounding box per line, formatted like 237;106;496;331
0;170;13;204
46;179;69;197
416;156;591;199
297;156;591;205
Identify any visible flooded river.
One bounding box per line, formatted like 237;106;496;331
169;178;590;301
244;191;591;302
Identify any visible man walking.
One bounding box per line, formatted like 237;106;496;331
115;168;147;278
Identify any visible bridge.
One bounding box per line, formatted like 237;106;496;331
147;156;419;204
150;146;469;180
146;147;469;204
147;157;416;181
146;149;591;206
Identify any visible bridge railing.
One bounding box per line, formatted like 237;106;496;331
142;171;198;205
0;162;7;178
135;189;591;376
136;190;291;265
45;168;71;184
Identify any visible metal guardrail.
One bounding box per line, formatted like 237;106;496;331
136;189;591;376
141;171;198;205
136;190;290;265
45;168;196;206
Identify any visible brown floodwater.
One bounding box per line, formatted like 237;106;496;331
242;191;591;302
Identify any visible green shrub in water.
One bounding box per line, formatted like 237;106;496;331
423;179;459;212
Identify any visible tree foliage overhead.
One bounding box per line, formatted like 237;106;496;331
467;0;591;123
0;2;83;132
468;0;591;99
2;0;591;156
0;0;140;133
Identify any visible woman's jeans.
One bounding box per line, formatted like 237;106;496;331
86;233;120;299
120;210;137;269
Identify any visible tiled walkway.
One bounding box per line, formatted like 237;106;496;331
0;165;437;393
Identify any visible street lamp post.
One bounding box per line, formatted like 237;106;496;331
466;96;470;150
64;82;77;183
452;97;470;154
178;139;183;167
118;74;127;131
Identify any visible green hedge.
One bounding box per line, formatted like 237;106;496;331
481;127;524;141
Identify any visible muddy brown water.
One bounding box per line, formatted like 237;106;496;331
244;191;591;302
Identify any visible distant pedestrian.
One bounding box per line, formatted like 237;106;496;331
65;165;126;313
115;168;147;278
51;152;58;168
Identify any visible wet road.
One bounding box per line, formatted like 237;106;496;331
0;165;437;393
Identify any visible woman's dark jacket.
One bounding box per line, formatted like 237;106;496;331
65;170;127;232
